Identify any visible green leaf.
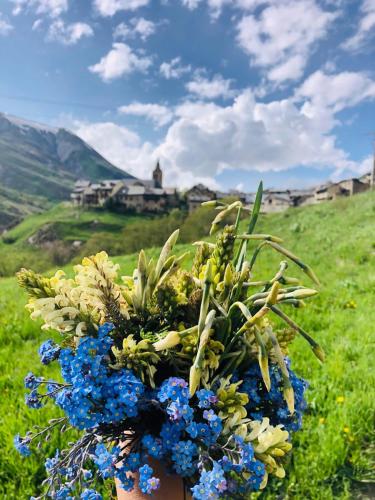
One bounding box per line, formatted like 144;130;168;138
247;180;263;235
235;181;263;270
154;229;180;280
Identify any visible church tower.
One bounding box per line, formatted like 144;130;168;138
153;160;163;188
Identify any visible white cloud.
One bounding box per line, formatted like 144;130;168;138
297;70;375;113
113;22;130;39
268;55;305;82
342;0;375;51
235;0;270;7
182;0;203;9
159;57;191;79
68;70;375;190
154;91;346;178
0;14;13;35
73;120;154;180
113;17;156;41
237;0;338;82
32;18;43;30
329;154;373;183
11;0;68;18
94;0;149;16
47;19;93;45
118;102;174;127
181;0;267;18
153;72;375;181
72;119;215;188
113;22;131;39
89;43;152;81
185;74;236;99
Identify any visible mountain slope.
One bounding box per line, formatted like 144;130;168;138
0;112;134;228
0;184;49;230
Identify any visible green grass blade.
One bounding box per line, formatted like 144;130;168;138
235;181;263;270
247;180;263;235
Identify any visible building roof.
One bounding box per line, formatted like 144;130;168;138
289;188;314;197
186;183;216;198
116;184;173;196
315;174;372;194
245;193;256;203
124;185;146;195
359;171;372;183
315;182;333;193
82;186;96;195
189;196;210;202
264;193;292;204
216;190;246;199
74;180;91;188
122;178;155;188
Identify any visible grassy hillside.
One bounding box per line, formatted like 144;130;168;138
0;204;152;276
0;185;51;230
0;191;374;499
0;201;224;277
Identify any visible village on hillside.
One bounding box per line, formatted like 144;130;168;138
71;161;375;214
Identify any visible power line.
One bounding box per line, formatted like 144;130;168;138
0;93;116;111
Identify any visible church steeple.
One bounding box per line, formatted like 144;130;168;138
153;160;163;188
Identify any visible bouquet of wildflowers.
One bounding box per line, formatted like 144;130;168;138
14;183;323;499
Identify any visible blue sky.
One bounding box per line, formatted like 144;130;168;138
0;0;374;191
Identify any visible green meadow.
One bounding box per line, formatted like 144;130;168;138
0;200;219;277
0;190;374;499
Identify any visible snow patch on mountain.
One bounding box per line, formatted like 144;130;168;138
0;112;58;133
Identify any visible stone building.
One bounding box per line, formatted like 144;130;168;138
71;162;178;214
71;162;374;216
262;190;293;212
314;176;371;203
216;189;247;204
290;189;316;208
261;189;315;213
153;161;163;188
185;184;217;213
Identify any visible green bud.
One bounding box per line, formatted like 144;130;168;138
153;331;181;351
312;344;325;363
155;229;180;279
267;281;281;306
289;288;318;299
283;383;295;414
224;264;233;287
138;250;147;274
189;366;202;396
201;200;219;207
259;352;271;392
